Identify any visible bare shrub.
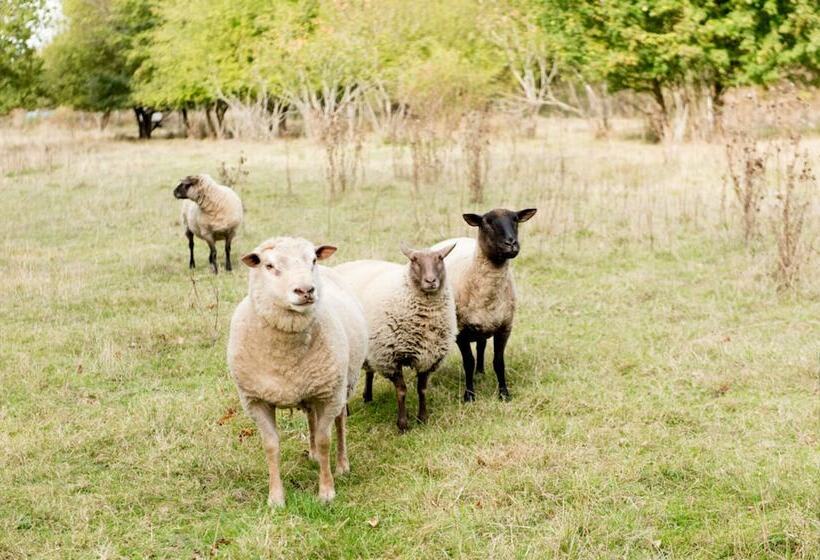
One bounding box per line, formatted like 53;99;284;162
725;134;769;245
287;77;364;197
461;110;490;203
217;152;249;189
220;93;288;140
772;136;815;291
408;118;445;193
320;106;364;197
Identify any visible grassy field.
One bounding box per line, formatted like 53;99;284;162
1;119;818;559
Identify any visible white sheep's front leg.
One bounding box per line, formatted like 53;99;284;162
306;406;319;462
334;407;349;475
246;400;285;508
313;404;337;503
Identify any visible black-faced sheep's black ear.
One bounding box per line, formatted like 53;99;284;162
516;208;537;222
463;213;483;227
241;253;261;267
437;242;456;259
315;245;337;260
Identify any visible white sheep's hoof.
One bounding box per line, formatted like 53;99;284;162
335;460;350;476
318;486;336;503
307;449;319;463
267;491;285;508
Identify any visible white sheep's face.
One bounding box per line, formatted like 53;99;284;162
242;238;337;314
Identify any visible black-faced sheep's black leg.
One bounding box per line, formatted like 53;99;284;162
362;365;374;403
224;235;233;272
493;327;512;401
457;333;476;402
186;230;195;269
416;370;430;423
390;370;409;432
475;337;487;375
207;240;218;274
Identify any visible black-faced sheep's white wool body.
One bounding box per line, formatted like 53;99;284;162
433;237;516;335
180;174;243;244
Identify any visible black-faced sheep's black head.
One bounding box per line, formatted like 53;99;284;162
463;208;537;264
400;242;456;294
173;175;199;199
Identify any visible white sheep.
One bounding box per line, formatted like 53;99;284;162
227;237;367;506
433;208;537;402
334;243;456;432
173;174;243;273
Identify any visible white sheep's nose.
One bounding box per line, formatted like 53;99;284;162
293;285;316;299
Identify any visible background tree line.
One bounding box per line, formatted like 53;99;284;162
3;0;818;141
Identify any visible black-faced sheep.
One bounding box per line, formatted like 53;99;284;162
173;174;243;273
433;208;537;402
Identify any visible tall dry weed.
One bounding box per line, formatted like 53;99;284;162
772;136;815;291
217;152;249;189
461;110;490;203
725;134;769;245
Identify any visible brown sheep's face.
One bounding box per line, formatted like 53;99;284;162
242;238;337;313
401;243;456;294
173;176;200;200
463;208;537;264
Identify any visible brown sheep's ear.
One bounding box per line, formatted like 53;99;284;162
400;242;416;261
463;213;483;227
436;242;457;259
241;253;261;267
315;245;337;260
516;208;537;222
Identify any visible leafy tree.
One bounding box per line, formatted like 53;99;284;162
43;0;156;137
539;0;820;137
0;0;47;114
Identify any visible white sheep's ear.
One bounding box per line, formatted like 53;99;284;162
437;242;457;259
516;208;537;222
463;213;483;227
399;242;416;261
315;245;337;261
241;253;261;267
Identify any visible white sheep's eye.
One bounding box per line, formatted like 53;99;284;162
265;263;276;272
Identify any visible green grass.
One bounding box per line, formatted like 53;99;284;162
0;125;818;559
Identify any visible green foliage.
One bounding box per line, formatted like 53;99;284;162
540;0;820;99
28;0;820;121
136;0;295;107
0;0;46;114
43;0;154;111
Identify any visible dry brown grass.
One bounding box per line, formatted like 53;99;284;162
1;115;818;558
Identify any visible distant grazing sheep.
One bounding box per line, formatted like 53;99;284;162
335;243;456;432
433;208;537;401
227;237;367;506
173;174;243;273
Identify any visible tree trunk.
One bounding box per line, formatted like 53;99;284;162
276;108;288;136
205;104;217;138
134;107;154;139
99;110;111;131
180;108;190;138
215;99;228;138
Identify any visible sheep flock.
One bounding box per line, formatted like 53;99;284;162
174;174;537;506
